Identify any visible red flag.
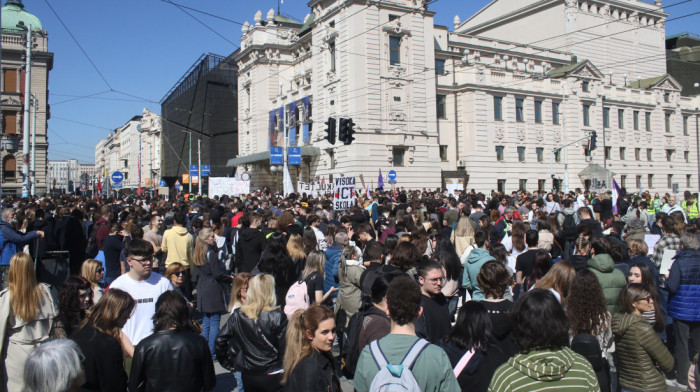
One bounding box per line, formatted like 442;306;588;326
321;176;325;185
97;177;102;191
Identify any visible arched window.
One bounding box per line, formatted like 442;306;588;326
3;155;16;179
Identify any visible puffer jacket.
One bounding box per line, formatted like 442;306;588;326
214;307;287;373
324;244;343;299
462;248;495;300
612;313;674;392
667;249;700;321
587;254;627;314
129;329;216;392
337;258;364;319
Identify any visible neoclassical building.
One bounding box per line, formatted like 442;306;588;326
229;0;699;194
1;0;52;196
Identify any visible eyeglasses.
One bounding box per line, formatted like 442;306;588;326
129;257;153;264
427;277;445;283
172;271;184;277
637;296;653;303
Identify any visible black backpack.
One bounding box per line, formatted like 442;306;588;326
340;309;376;379
562;213;577;241
85;221;107;259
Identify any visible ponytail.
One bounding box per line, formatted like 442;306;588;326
282;304;335;384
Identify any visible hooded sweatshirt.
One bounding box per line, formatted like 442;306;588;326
161;226;194;268
488;347;599;392
587;254;627;314
462;248;496;300
611;313;674;392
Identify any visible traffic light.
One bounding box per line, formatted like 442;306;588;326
338;117;356;145
588;131;598;151
324;117;336;145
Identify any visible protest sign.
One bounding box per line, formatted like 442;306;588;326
333;176;356;211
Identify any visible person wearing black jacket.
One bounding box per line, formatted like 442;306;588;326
415;260;451;344
282;304;340;392
129;290;215;392
236;212;267;273
215;274;287;392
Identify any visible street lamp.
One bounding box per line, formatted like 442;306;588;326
16;21;33;198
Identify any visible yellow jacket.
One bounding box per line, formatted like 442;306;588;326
161;226;194;267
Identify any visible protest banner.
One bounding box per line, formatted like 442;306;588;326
298;181;333;197
209;177;250;197
333;176;356;211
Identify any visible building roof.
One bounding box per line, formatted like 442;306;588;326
298;13;315;36
627;75;667;89
1;0;42;34
546;60;586;78
546;59;603;79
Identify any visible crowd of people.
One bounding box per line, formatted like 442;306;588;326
0;185;698;392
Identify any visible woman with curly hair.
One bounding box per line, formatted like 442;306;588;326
567;269;615;392
50;275;93;339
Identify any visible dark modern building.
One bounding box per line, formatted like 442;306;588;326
666;32;700;97
160;53;238;188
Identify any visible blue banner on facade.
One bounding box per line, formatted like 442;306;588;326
270;146;283;165
289;147;301;165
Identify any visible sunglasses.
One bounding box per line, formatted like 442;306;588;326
173;271;184;277
97;268;104;273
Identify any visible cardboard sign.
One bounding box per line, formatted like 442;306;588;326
298;181;333;197
333;177;356;211
209;177;251;197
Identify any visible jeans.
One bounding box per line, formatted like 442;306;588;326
673;319;700;385
233;371;244;392
201;312;221;358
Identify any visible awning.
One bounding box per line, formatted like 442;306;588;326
226;145;322;167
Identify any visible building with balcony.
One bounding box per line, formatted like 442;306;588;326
1;0;53;196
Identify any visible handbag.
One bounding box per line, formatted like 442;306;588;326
453;349;475;377
254;319;278;354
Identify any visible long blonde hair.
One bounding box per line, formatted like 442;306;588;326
240;274;277;320
301;250;325;280
453;216;475;238
81;259;102;287
286;233;306;261
282;304;335;384
228;273;252;312
9;253;42;322
193;228;213;267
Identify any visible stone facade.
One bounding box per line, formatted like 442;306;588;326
231;0;699;194
47;159;96;194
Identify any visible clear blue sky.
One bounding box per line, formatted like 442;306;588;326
19;0;699;163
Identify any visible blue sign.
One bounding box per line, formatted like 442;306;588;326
112;182;123;189
270;146;283;165
111;171;124;183
190;165;211;177
159;180;167;187
388;170;397;180
288;147;301;165
202;165;210;176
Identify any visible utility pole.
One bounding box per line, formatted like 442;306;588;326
20;23;32;198
30;94;36;196
197;137;202;196
188;133;192;193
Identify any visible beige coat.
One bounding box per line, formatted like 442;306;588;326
337;260;364;322
0;283;57;392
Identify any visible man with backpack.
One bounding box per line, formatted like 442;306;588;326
353;275;459;392
559;199;578;260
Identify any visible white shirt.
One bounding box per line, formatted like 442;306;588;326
109;272;173;345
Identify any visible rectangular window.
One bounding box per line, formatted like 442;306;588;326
536;147;544;162
517;146;526;162
2;69;17;93
436;95;446;119
666;149;675;162
554;150;561;163
497;179;506;193
603;107;610;128
516;98;524;122
635;148;641;160
647;148;653;161
687;174;692;188
636;175;642;190
648;174;653;188
664;93;670;103
618;109;624;129
494;97;503;121
552;102;560;124
389;36;401;65
645;112;651;131
439;145;448;161
519;179;527;191
2;112;17;135
329;41;336;72
435;59;445;75
685;150;690;163
583;104;590;126
328;150;335;169
605;146;611;160
668;174;673;189
619;147;626;160
665;112;671;132
392;147;405;166
495;145;504;161
683;115;689;136
621;175;627;189
633;110;639;130
582;81;589;92
534;100;542;123
538;179;546;194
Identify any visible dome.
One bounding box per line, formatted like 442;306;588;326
2;1;43;34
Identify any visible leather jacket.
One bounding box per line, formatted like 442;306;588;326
215;307;287;373
129;329;216;392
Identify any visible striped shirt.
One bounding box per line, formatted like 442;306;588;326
488;347;599;392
